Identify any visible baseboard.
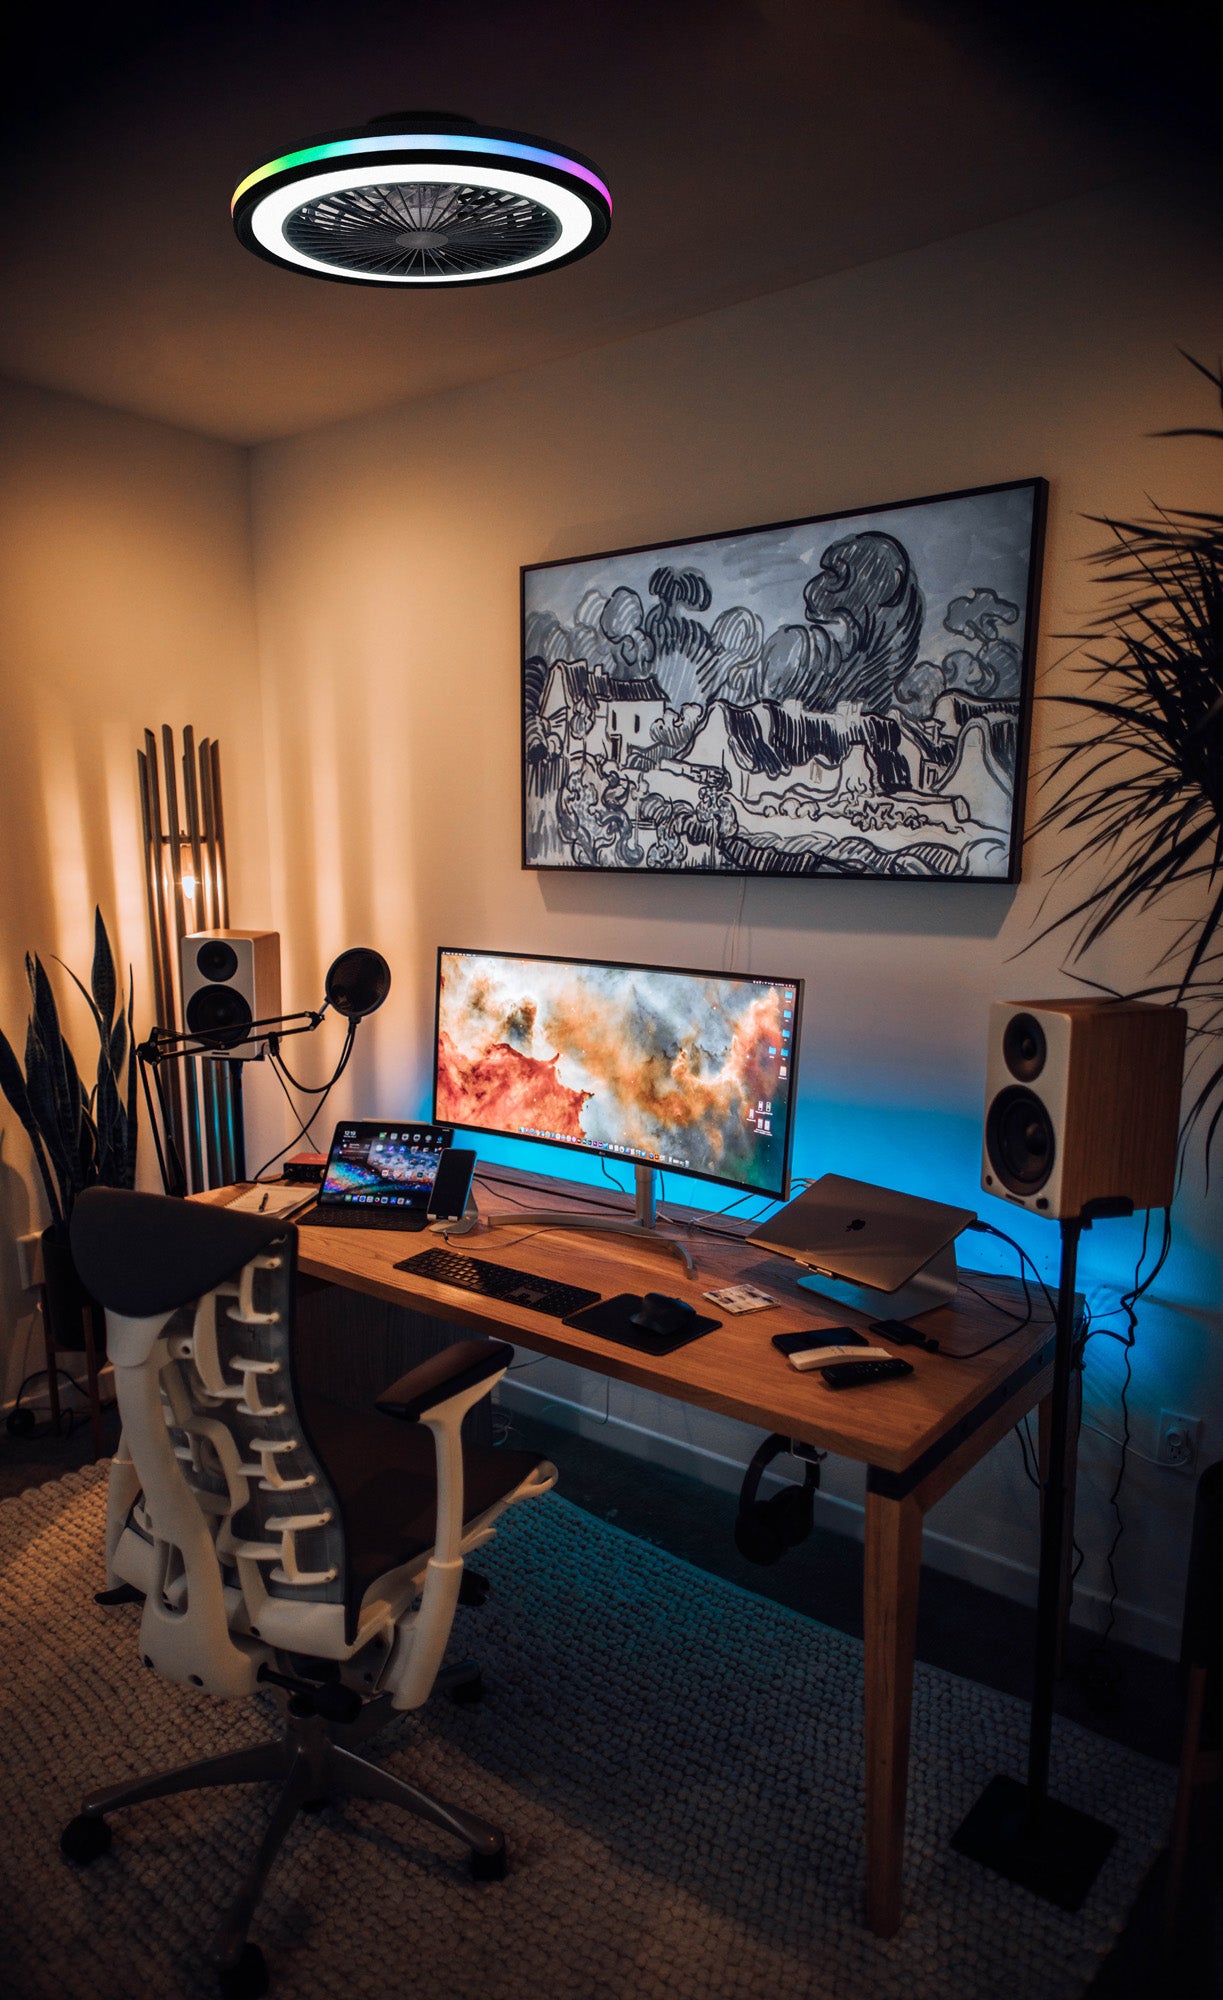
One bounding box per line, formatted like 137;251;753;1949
497;1375;1182;1662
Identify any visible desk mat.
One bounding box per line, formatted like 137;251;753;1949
562;1291;721;1354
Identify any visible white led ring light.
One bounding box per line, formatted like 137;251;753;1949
231;120;612;287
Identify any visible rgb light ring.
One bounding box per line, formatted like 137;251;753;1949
232;130;612;285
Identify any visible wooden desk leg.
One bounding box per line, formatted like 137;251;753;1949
863;1488;922;1937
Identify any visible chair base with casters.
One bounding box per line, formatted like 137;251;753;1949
62;1664;505;2000
62;1188;556;1997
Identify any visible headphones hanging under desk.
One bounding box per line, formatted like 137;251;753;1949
734;1434;825;1566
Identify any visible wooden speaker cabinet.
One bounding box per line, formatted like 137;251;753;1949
982;998;1186;1219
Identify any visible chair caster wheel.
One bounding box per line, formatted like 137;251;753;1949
458;1569;491;1607
218;1942;269;2000
448;1671;484;1706
300;1796;328;1814
6;1407;36;1438
469;1840;507;1882
60;1814;113;1865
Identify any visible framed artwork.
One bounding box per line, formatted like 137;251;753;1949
521;476;1046;881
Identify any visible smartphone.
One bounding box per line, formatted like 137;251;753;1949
428;1147;477;1222
771;1327;867;1358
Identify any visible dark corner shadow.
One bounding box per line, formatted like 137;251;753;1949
0;1134;35;1359
536;868;1017;945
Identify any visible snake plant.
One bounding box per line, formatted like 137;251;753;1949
0;907;137;1225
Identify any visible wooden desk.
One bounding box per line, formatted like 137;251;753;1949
230;1166;1067;1936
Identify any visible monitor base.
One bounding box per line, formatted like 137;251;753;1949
794;1240;959;1320
487;1164;696;1275
485;1209;696;1276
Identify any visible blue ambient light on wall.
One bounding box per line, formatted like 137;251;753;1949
231;112;612;286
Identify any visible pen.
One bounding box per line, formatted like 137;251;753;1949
259;1191;268;1211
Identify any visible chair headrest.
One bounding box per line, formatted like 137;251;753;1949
71;1188;291;1317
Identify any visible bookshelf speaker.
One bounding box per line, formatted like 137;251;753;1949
181;930;281;1061
981;998;1186;1219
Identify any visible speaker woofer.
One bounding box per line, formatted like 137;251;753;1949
185;985;254;1050
1002;1011;1047;1082
985;1084;1056;1193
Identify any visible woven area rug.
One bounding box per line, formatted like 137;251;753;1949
0;1466;1172;2000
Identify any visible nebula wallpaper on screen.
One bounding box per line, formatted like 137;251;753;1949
435;950;799;1197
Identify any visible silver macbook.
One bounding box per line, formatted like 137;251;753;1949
748;1173;976;1294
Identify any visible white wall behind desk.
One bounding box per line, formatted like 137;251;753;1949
248;175;1221;1659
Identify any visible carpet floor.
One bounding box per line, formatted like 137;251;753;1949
0;1465;1176;2000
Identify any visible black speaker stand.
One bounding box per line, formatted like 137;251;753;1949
951;1209;1121;1909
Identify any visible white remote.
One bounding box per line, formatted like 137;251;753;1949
787;1344;897;1372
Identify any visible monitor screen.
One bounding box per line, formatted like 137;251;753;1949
433;949;802;1201
316;1120;453;1214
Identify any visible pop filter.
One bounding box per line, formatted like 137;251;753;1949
324;948;391;1019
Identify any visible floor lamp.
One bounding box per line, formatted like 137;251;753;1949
137;724;238;1191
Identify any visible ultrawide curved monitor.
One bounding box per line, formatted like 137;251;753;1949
433;947;802;1202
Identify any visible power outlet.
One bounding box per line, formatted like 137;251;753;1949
1157;1411;1202;1474
15;1232;43;1292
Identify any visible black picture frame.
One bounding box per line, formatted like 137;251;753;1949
521;476;1046;881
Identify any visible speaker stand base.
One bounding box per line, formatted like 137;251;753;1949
951;1774;1116;1910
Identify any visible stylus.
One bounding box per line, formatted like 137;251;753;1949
787;1344;898;1372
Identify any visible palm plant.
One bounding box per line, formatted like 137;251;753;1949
0;907;137;1226
1029;353;1223;1172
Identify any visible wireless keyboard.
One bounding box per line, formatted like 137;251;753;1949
397;1247;600;1320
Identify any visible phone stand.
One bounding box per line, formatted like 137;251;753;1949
429;1188;481;1236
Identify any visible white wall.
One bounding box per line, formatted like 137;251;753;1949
0;379;273;1406
248;176;1221;1657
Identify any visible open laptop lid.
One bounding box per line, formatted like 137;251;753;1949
311;1119;454;1224
748;1173;976;1293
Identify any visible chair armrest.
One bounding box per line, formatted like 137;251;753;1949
376;1338;514;1423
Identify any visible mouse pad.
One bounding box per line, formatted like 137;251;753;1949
561;1293;721;1355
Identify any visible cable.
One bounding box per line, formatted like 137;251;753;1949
270;1019;355;1094
1079;1207;1173;1688
247;1022;357;1183
1014;1415;1040;1489
1080;1417;1165;1466
967;1218;1059;1321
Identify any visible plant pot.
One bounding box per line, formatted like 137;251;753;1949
40;1221;106;1359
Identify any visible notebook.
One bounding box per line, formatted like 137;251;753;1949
296;1120;455;1232
747;1173;976;1294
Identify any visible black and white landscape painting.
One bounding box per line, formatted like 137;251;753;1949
521;479;1045;880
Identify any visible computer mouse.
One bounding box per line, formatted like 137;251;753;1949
630;1292;697;1337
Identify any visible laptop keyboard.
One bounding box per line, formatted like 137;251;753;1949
397;1247;599;1319
297;1206;427;1231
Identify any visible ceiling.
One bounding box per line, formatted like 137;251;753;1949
1;0;1216;445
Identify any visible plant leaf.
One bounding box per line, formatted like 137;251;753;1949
90;907;117;1041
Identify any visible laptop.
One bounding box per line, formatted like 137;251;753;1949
748;1173;976;1299
297;1120;458;1232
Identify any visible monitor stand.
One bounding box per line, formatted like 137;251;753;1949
487;1164;696;1276
794;1239;960;1321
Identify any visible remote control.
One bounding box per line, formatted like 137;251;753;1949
821;1356;915;1388
787;1343;896;1373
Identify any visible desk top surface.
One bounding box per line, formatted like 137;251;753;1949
217;1165;1055;1475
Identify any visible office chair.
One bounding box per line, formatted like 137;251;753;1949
61;1188;555;1999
